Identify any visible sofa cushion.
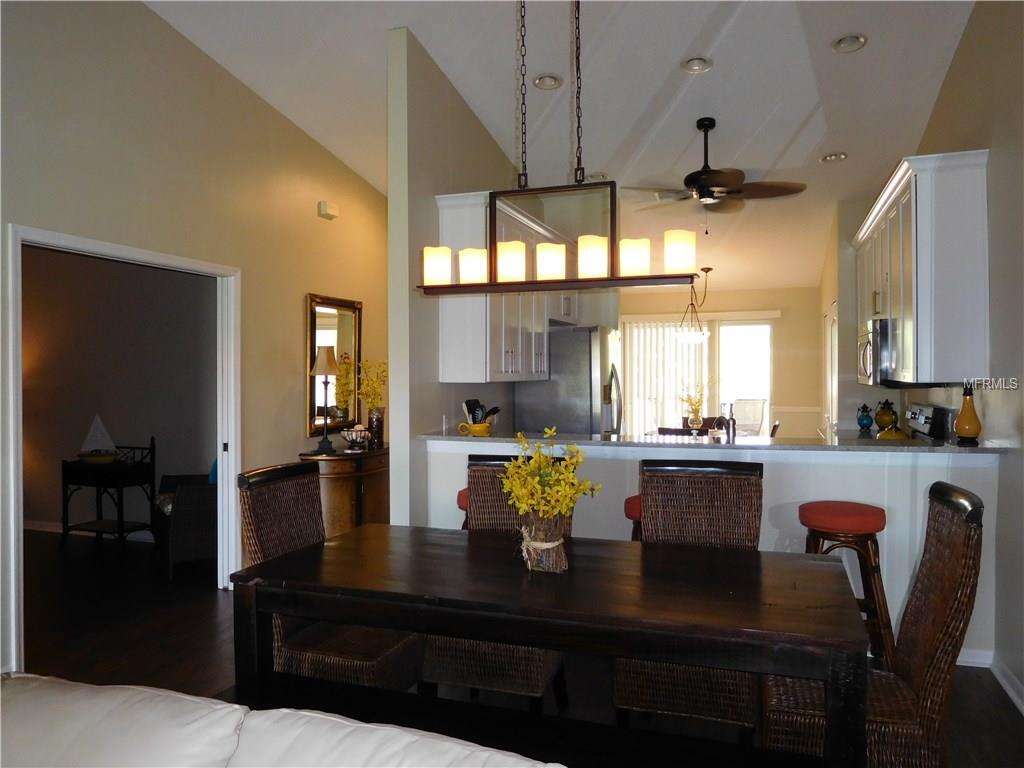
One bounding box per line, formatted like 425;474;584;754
227;708;563;768
1;674;246;767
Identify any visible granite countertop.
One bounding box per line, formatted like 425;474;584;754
420;429;1010;454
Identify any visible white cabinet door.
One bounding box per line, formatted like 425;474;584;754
488;293;522;381
888;180;915;382
548;291;579;325
525;293;549;378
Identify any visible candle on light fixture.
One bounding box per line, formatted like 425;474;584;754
577;235;609;279
664;229;697;274
422;246;452;286
458;248;488;284
619;238;651;277
497;240;527;282
535;242;567;281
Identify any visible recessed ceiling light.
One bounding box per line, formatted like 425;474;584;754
532;73;562;90
587;172;609;181
681;57;713;74
831;34;867;54
820;151;848;163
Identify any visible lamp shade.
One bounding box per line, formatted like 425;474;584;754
310;345;340;376
422;246;453;286
664;229;697;274
536;242;566;281
497;240;527;282
619;238;651;277
458;248;488;284
577;235;609;278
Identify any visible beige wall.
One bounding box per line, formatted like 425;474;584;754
2;1;389;476
387;28;517;525
901;1;1024;695
619;286;822;436
22;246;217;526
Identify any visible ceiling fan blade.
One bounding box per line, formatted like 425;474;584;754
704;197;746;214
633;199;687;213
737;181;807;199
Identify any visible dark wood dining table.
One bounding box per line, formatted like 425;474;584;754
231;524;868;767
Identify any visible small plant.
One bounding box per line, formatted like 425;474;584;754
501;427;602;519
359;360;388;410
680;384;704;419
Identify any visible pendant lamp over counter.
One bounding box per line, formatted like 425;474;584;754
417;0;698;295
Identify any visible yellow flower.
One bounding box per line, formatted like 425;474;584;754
500;426;601;519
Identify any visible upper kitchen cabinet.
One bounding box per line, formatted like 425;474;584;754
548;291;580;325
436;192;548;383
854;150;989;384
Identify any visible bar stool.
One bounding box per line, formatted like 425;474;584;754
798;500;897;669
624;494;642;541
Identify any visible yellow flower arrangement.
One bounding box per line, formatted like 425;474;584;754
680;384;704;419
359;360;388;410
501;427;602;519
334;352;355;410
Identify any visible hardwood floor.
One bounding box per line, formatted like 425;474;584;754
21;530;1024;766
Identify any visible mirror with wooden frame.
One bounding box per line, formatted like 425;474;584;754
306;294;362;437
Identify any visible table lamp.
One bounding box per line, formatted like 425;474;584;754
310;345;340;455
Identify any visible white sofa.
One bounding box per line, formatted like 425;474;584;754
1;674;564;767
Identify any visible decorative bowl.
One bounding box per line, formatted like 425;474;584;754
340;427;371;449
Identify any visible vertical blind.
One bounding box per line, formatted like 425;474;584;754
622;318;707;436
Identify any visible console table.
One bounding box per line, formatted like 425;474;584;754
61;437;156;545
298;447;389;536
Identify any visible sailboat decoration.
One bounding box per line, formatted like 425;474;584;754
78;415;117;463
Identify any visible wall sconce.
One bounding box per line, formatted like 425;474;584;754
619;238;651;277
422;247;453;286
536;242;567;281
664;229;696;274
577;235;609;279
497;240;527;282
458;248;488;284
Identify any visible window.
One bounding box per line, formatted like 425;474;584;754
622;318;707;436
717;323;772;435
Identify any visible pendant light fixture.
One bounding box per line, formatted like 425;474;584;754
418;1;698;295
679;267;713;343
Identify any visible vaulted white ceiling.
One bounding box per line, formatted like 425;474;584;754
150;1;972;289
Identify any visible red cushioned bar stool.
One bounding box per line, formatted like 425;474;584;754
798;500;897;669
624;495;642;541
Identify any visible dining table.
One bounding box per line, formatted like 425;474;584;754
231;524;868;767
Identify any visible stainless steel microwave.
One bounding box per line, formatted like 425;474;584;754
857;318;891;386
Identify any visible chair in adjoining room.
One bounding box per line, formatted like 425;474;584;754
237;462;422;691
441;456;568;713
761;481;984;767
614;459;765;736
733;398;767;435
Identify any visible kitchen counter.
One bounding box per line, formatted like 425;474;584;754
420;429;1009;453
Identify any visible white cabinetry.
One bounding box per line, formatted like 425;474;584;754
854;150;989;384
548;291;579;325
436;191;549;383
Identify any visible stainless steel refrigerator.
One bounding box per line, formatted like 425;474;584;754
514;325;622;436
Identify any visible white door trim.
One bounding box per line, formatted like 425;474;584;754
1;224;242;673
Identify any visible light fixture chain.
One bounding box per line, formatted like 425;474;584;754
573;0;584;184
518;0;528;190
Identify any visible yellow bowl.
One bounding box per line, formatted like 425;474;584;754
458;422;492;437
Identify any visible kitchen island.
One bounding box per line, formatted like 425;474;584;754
421;430;1005;664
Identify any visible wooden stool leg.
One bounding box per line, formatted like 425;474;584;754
805;530;825;554
864;535;896;669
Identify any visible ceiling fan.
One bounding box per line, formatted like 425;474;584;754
625;117;807;213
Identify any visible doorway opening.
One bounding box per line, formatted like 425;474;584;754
2;225;241;674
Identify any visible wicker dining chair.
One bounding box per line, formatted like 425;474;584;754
426;456;568;713
614;459;764;732
761;481;984;766
237;462;422;691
